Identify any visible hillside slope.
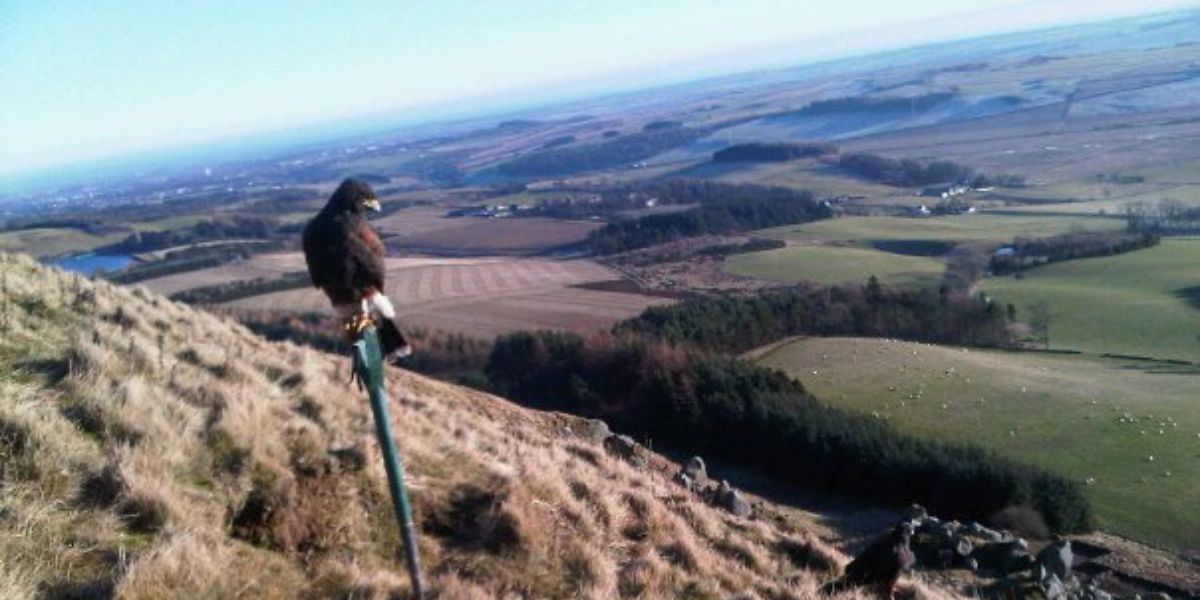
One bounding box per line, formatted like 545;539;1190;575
0;253;955;599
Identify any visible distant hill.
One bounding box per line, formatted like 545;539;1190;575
0;253;963;599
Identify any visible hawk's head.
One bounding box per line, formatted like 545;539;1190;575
327;178;381;214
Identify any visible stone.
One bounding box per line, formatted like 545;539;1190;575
715;480;751;517
603;434;645;467
717;479;733;498
683;456;707;480
902;504;928;522
672;471;693;491
1041;574;1066;600
971;540;1035;576
723;489;752;518
953;536;974;558
579;419;611;442
1036;539;1073;581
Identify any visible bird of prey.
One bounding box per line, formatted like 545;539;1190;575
822;522;916;599
302;178;411;359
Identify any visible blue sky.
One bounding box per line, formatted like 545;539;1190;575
0;0;1193;177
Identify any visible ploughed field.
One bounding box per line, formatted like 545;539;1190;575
179;253;672;338
372;206;601;255
753;336;1200;551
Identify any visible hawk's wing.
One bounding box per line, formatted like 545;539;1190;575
344;220;387;294
302;213;387;305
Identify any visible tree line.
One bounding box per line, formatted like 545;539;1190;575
496;127;704;177
836;152;1027;189
794;93;958;116
101;216;281;254
1124;198;1200;234
106;241;284;284
484;329;1093;533
712;142;838;162
617;280;1015;354
586;181;829;254
990;231;1160;275
170;271;311;305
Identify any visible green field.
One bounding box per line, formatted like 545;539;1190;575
724;213;1125;289
758;213;1124;244
981;238;1200;362
725;243;944;287
754;336;1200;550
0;227;127;259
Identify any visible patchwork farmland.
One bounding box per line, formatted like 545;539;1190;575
193;253;672;338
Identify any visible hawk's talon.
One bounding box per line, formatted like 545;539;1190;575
343;313;375;342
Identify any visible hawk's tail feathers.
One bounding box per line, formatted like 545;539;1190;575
377;316;412;360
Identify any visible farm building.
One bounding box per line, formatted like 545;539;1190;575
920;182;969;198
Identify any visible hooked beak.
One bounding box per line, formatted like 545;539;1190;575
363;198;382;212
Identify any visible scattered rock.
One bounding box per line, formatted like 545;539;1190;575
715;480;751;517
578;419;611;443
683;456;707;481
602;434;645;467
902;503;928;522
953;536;974;559
1036;538;1073;581
672;471;693;491
971;539;1034;576
1041;573;1066;600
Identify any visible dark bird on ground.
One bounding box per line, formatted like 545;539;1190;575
822;522;916;599
302;178;411;359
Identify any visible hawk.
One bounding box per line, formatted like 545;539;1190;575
302;178;411;359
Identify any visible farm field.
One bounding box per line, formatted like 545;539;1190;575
758;213;1125;245
754;336;1200;551
374;206;600;255
135;252;484;296
981;237;1200;362
674;160;907;199
724;243;943;287
722;213;1125;289
0;227;127;258
223;254;670;338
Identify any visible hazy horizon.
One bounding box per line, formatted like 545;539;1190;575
1;0;1196;184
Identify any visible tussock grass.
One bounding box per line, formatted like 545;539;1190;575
0;253;957;598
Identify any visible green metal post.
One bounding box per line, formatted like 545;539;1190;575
353;326;426;598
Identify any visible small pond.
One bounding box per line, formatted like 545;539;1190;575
48;252;135;276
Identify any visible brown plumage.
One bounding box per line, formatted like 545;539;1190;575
302;179;411;358
823;523;915;599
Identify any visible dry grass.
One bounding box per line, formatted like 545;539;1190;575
0;252;958;599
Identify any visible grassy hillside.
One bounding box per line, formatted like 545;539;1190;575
753;337;1200;551
0;253;959;599
981;237;1200;361
725;244;943;287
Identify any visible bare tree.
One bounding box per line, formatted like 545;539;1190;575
1028;301;1052;349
